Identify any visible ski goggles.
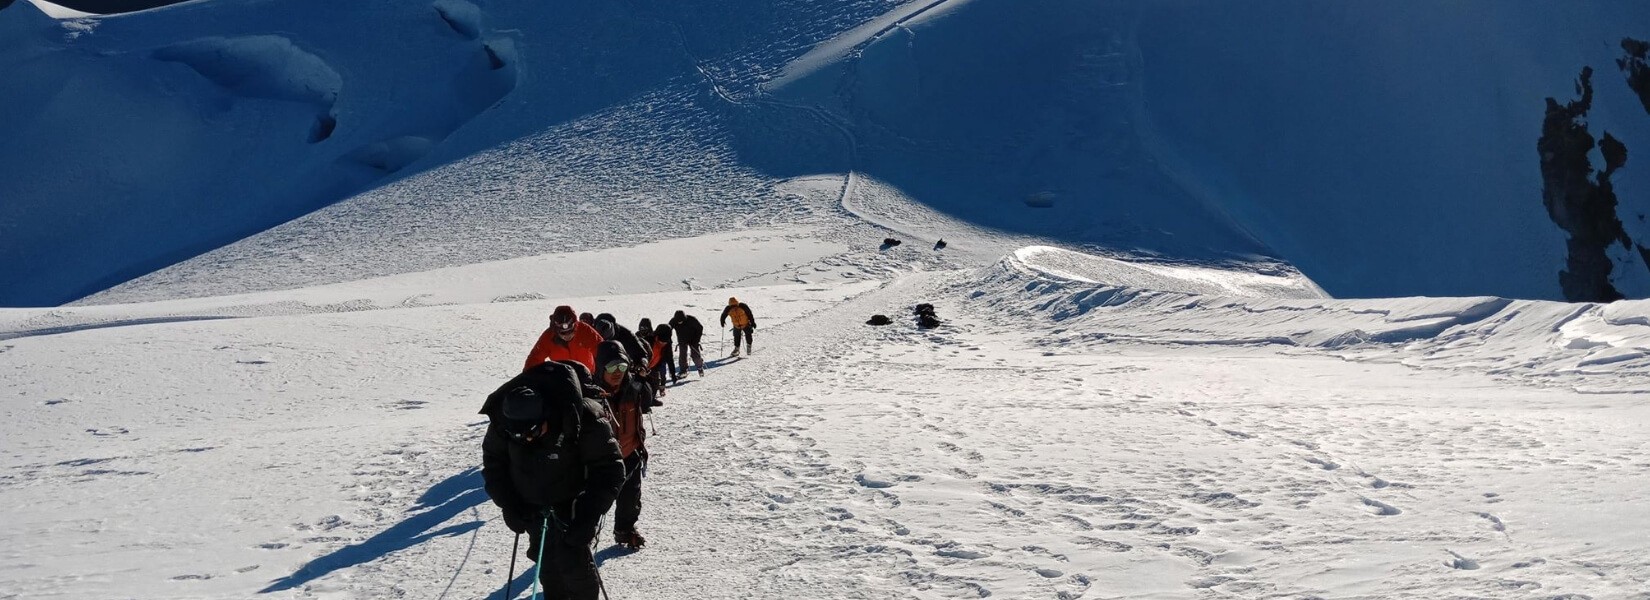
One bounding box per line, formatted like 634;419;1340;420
504;419;546;442
603;362;630;375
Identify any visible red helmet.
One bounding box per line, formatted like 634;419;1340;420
550;305;577;333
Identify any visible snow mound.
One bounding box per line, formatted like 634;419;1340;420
153;35;339;141
153;36;340;107
971;247;1650;393
1009;245;1323;299
0;0;534;306
431;0;480;40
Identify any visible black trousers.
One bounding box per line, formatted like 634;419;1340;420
660;349;679;381
732;327;753;351
615;452;645;534
524;506;600;600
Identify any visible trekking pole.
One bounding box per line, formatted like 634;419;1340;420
530;515;549;600
720;327;725;357
503;532;520;600
647;411;658;436
585;517;614;600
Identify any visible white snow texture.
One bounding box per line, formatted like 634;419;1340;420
3;0;1650;599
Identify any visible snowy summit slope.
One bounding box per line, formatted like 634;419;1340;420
5;0;1650;305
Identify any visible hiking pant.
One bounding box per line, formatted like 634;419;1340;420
732;327;753;352
616;452;645;535
647;364;667;391
524;505;601;600
679;343;704;373
654;357;676;384
643;359;669;387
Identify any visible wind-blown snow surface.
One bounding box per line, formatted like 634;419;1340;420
6;0;1650;305
4;234;1650;599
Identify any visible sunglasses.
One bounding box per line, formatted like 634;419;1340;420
603;362;630;375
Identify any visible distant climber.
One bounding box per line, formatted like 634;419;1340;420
652;323;677;385
669;310;707;376
635;318;664;396
720;297;756;357
523;305;602;373
636;318;656;356
479;362;624;599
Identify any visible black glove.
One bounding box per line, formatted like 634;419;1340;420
501;508;530;534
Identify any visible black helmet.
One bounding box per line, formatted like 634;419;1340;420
500;386;548;442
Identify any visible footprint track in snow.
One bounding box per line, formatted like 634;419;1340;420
1304;456;1340;470
1361;497;1403;516
935;441;984;463
1476;511;1507;534
1072;536;1132;552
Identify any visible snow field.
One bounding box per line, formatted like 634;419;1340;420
6;236;1650;598
0;280;872;599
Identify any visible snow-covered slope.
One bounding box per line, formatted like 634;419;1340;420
4;239;1649;599
6;0;1650;306
753;0;1650;300
9;1;1650;597
0;0;900;306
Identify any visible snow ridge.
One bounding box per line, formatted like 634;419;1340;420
970;246;1650;393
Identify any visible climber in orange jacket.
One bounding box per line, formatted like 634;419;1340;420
720;297;756;357
523;305;603;373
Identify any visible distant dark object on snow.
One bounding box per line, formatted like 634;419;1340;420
866;314;892;326
913;303;941;328
881;237;903;249
934;239;947;250
1024;192;1056;209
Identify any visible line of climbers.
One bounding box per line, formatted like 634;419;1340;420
480;297;757;599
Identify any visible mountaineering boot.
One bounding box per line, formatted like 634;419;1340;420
730;348;740;358
616;530;647;550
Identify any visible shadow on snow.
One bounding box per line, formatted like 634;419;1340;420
260;467;488;593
